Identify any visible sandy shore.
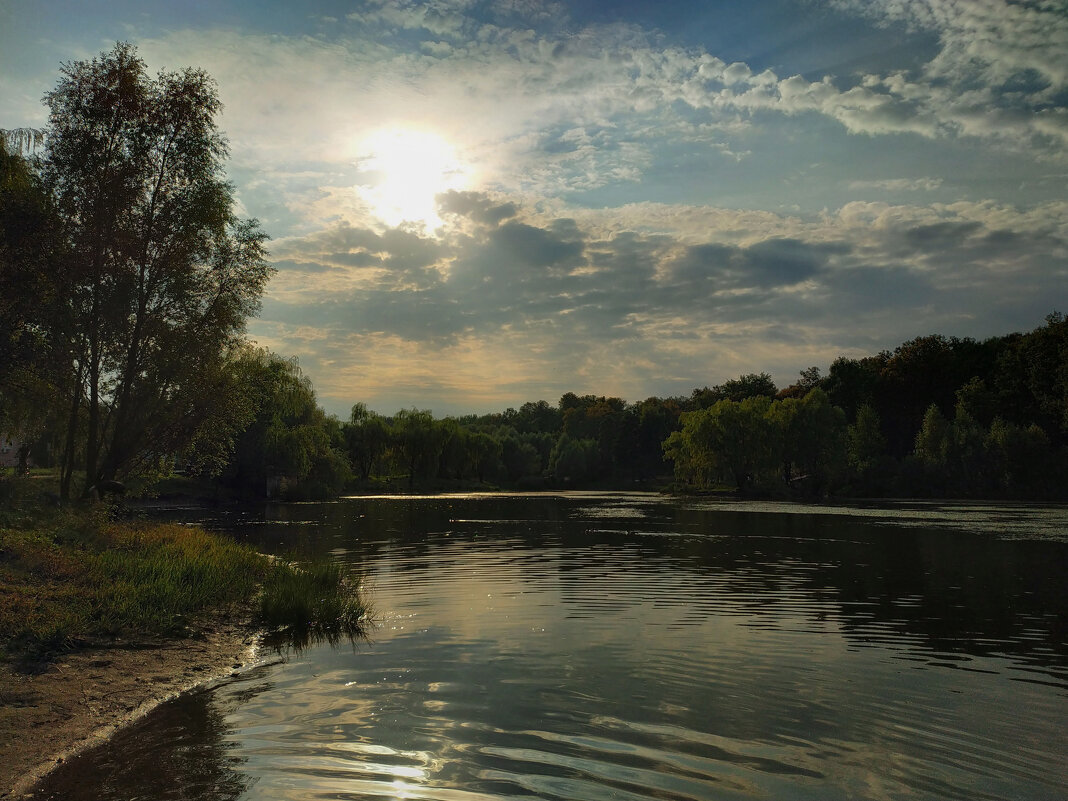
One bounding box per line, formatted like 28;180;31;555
0;609;265;799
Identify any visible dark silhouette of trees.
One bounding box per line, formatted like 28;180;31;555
332;317;1064;500
391;409;444;488
345;403;391;481
665;396;780;492
0;44;273;500
0;135;65;460
218;350;350;499
690;372;778;409
549;435;599;483
846;404;888;489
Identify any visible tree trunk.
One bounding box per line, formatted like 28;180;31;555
59;362;83;501
83;331;100;496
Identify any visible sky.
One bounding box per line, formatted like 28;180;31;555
2;0;1066;417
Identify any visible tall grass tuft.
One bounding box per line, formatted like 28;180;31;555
259;558;370;644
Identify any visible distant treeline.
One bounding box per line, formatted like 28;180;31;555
195;314;1066;501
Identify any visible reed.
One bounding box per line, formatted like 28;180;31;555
259;558;370;639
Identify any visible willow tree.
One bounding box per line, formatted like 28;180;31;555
39;43;272;496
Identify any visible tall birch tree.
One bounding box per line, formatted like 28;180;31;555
39;43;272;496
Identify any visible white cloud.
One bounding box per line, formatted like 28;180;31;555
827;0;1068;151
831;0;1068;89
119;0;1065;248
848;178;943;192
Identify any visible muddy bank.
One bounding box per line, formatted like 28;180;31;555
0;610;264;799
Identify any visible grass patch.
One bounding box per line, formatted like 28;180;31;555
88;523;267;635
259;558;371;645
0;518;268;663
1;474;265;662
0;473;371;665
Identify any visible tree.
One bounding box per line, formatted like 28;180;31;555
512;400;562;435
690;372;778;409
955;377;997;428
634;397;681;479
788;389;847;495
436;418;473;480
778;366;822;399
945;404;986;495
391;409;444;488
549;435;598;484
346;403;391;481
985;419;1056;498
470;431;503;483
665;396;779;492
220;351;350;499
38;43;272;496
847;404;887;475
996;313;1068;439
0;135;65;443
914;403;949;468
823;356;881;421
499;432;542;482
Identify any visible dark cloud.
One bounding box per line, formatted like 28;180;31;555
272;258;343;274
739;238;841;287
326;251;381;268
275;222;448;288
667;243;733;284
902;221;983;251
823;265;934;312
981;229;1023;249
667;238;843;289
439;190;519;226
351;289;469;340
490;220;585;271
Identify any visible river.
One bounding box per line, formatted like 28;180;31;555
36;493;1068;800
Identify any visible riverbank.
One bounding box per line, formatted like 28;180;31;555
0;478;267;797
0;606;261;798
0;477;368;797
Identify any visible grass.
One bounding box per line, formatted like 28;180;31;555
0;474;371;664
259;558;371;646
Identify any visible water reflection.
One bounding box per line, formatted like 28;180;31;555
34;666;275;801
261;621;373;656
45;495;1068;801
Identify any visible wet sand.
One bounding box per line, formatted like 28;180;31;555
0;609;263;798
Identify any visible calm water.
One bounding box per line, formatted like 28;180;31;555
38;494;1068;800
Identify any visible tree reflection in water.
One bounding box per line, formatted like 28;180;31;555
33;626;372;800
34;670;271;801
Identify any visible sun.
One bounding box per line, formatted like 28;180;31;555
357;128;469;229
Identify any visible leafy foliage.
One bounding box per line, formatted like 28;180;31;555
216;350;351;500
2;43;273;499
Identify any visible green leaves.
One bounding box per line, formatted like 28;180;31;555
11;43;274;494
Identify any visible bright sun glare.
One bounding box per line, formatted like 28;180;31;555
358;128;468;229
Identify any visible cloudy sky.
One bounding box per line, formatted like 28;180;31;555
2;0;1066;416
